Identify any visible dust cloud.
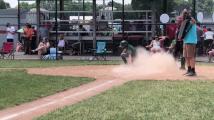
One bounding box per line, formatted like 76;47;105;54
113;48;179;80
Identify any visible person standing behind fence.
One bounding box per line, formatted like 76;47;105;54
23;23;34;55
179;10;197;76
58;34;65;51
203;28;214;53
31;26;37;50
6;23;16;42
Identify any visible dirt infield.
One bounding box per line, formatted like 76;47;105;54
28;65;214;81
0;65;214;120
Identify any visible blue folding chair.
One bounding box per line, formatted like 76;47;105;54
92;41;107;60
42;48;63;60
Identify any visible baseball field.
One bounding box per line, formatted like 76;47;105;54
0;54;214;120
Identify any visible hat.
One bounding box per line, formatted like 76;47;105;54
119;40;128;48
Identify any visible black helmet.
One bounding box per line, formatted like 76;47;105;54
119;40;128;48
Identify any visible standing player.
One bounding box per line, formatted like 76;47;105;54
6;23;16;42
119;40;136;64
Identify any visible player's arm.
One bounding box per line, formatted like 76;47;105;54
146;40;153;48
122;48;127;53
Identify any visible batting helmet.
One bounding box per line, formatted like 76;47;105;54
119;40;128;48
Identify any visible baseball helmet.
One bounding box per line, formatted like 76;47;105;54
119;40;128;48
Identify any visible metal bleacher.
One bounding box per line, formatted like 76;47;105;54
41;10;154;55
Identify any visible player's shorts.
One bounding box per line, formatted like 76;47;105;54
183;43;196;58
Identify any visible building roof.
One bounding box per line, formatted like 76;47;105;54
0;8;18;15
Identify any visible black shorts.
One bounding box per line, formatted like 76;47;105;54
174;41;183;57
7;39;14;42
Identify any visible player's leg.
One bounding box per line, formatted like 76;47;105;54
121;52;129;64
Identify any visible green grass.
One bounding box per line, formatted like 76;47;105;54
197;62;214;66
0;70;94;110
0;60;121;68
37;80;214;120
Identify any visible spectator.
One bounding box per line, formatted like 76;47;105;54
203;28;214;53
57;34;65;51
196;24;203;55
31;26;37;50
203;25;208;33
32;37;50;59
166;20;177;41
146;36;162;53
180;10;197;76
208;47;214;62
6;23;16;42
23;23;34;55
79;25;87;36
15;41;23;52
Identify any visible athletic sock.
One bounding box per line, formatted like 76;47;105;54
191;68;196;73
187;66;191;72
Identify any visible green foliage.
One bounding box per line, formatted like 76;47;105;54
131;0;214;14
0;0;10;9
196;0;214;14
38;80;214;120
19;2;36;10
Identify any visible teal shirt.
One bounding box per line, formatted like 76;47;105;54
184;23;198;44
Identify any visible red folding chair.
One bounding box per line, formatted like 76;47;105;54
0;42;15;59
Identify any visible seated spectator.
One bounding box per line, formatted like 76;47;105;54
32;37;50;59
58;34;65;51
79;25;87;36
146;36;162;53
15;40;23;52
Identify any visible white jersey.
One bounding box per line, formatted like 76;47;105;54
6;26;15;39
204;31;214;40
58;39;65;47
152;40;161;49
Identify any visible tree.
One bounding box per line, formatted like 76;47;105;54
131;0;214;15
19;2;36;10
0;0;10;9
131;0;178;13
196;0;214;15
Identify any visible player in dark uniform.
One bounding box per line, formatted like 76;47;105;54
119;40;136;64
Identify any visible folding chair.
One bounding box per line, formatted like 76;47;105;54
92;41;107;60
0;42;15;59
